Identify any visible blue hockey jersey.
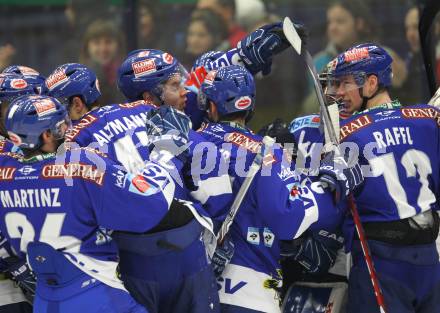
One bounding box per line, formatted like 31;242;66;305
65;100;155;174
340;103;440;225
0;146;175;290
198;122;338;276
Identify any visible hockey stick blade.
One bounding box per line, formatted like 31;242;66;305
282;17;302;55
282;17;339;145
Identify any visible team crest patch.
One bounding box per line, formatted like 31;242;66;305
263;228;275;247
33;98;56;116
132;59;156;78
46;69;68;90
11;78;28;89
234;96;252;110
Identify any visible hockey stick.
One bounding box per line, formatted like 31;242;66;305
283;17;388;313
217;135;275;244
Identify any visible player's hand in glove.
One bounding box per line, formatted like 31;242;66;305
4;256;36;303
237;21;307;75
211;237;234;279
146;105;191;166
280;235;337;275
318;149;364;203
258;118;295;147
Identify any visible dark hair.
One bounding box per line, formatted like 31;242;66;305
218;0;236;12
79;19;126;65
329;0;381;42
189;8;228;47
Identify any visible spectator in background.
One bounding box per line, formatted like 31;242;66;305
137;0;169;51
196;0;246;49
397;6;430;105
0;43;15;71
300;0;407;114
80;19;125;105
182;9;228;68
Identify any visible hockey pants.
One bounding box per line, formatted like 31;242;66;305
115;219;220;313
348;239;440;313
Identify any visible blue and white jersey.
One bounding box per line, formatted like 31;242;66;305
340;103;440;224
0;146;175;290
65;100;155;174
198;122;338;276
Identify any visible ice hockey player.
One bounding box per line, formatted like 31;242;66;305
196;64;364;313
47;61;227;312
327;43;440;312
0;94;191;312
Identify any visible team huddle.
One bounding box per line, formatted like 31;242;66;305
0;19;438;313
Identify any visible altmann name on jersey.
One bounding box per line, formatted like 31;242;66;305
91;112;149;145
0;188;61;208
42;163;104;186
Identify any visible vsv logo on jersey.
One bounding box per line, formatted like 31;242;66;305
224;278;247;294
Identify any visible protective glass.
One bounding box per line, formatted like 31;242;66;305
51;115;72;140
326;72;367;95
153;64;189;101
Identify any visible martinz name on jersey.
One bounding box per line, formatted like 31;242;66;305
1;188;61;208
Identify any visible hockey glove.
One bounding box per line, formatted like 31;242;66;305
258;118;295;147
280;234;338;274
4;256;36;303
237;21;307;75
211;237;234;279
146;105;191;165
318;150;364;203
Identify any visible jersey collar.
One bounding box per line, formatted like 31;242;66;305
353;99;402;116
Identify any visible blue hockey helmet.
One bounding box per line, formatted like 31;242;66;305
198;65;255;120
117;49;188;102
2;65;47;95
0;73;41;102
45;63;101;107
5;95;69;149
329;43;393;88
